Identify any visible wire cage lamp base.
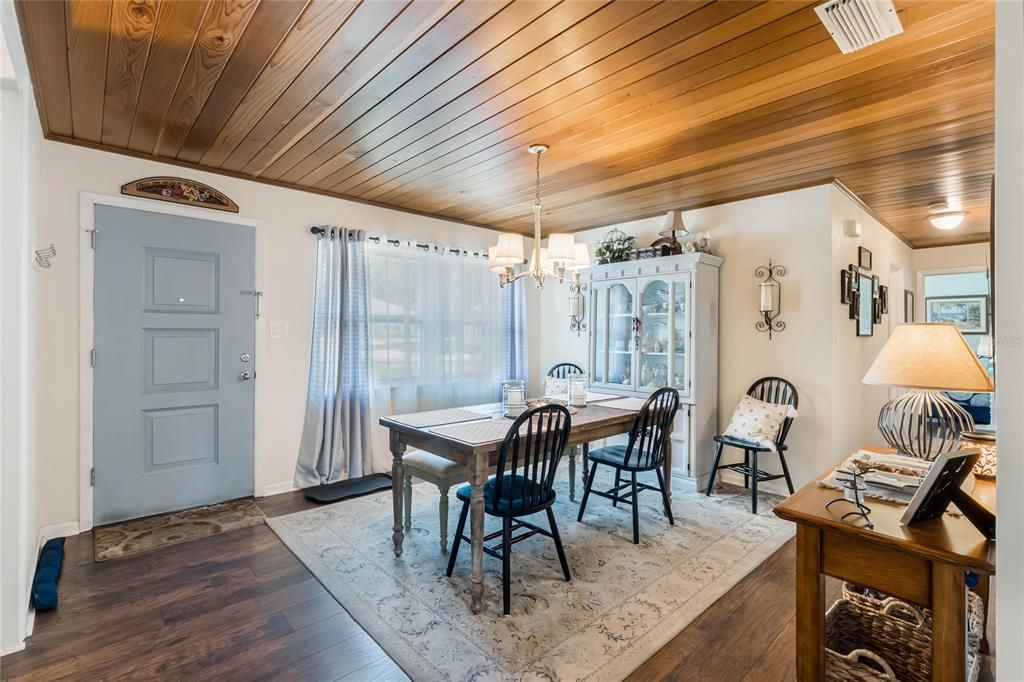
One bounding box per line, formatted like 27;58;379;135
877;389;975;460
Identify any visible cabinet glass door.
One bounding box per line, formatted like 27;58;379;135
670;275;691;396
591;284;607;384
607;282;635;388
638;278;670;392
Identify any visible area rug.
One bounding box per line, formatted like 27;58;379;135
94;498;265;561
268;469;794;681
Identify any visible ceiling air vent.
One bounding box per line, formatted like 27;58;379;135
814;0;903;54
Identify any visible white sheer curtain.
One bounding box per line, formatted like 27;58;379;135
295;227;374;487
367;242;503;458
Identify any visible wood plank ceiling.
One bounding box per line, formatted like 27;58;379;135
17;0;993;247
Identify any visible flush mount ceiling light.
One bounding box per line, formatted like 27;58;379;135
488;144;591;289
927;202;967;231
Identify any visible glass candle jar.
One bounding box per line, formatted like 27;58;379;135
568;374;587;407
502;379;526;417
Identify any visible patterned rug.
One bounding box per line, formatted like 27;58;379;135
268;468;794;681
94;498;265;561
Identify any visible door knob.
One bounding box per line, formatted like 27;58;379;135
239;370;253;381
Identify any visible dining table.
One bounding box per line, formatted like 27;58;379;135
379;394;667;613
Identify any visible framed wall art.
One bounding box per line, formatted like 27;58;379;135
926;295;989;334
121;177;239;213
858;246;873;270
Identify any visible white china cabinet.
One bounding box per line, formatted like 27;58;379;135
588;253;722;490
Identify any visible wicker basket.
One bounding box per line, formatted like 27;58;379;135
826;598;932;682
843;582;986;649
825;648;897;682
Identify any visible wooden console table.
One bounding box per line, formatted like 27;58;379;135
774;450;995;682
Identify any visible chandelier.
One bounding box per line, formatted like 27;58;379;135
488;144;591;288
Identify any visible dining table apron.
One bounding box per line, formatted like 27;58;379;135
379;402;664;614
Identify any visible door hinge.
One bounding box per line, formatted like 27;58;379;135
90;468;96;486
90;348;97;367
88;229;97;249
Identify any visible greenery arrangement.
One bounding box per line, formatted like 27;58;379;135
594;228;636;264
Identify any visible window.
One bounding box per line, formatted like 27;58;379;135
367;244;502;392
922;269;994;425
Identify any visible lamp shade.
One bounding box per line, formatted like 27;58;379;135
862;323;994;392
487;246;506;273
547;233;576;263
529;247;555;275
494;233;525;264
659;209;689;237
566;242;591;271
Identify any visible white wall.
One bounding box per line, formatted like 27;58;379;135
0;7;38;655
29;137;538;529
995;0;1023;676
537;183;914;494
829;186;913;461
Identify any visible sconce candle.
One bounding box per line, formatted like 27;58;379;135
759;281;776;313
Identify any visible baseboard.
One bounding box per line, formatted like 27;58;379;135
260;480;297;497
1;641;26;656
38;521;82;543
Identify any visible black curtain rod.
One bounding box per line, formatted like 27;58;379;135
309;226;486;258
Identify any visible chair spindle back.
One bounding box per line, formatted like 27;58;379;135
547;362;584;379
625;387;680;469
493;404;572;509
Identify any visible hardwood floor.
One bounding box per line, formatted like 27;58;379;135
0;491;832;680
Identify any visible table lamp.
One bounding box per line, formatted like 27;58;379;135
862;323;994;460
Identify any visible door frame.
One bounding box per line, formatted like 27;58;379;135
78;191;266;532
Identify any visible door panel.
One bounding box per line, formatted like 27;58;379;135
93;205;255;525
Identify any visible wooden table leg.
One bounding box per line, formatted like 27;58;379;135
582;443;589;493
469;450;488;614
663;436;672;499
796;525;825;682
390;431;406;558
932;562;967;682
569;446;577;502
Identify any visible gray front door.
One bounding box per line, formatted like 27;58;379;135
93;205;255;525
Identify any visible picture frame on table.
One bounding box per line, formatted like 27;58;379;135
926;295;989;334
904;289;915;323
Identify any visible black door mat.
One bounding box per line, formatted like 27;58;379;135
303;473;392;503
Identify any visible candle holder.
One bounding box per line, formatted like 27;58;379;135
502;379;526;418
569;282;587;336
755;260;786;340
568;374;588;407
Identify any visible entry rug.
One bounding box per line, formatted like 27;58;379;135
268;469;794;681
95;498;265;561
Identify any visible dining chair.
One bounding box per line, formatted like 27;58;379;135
576;387;679;544
446;404;573;615
704;376;798;514
402;451;466;554
546;362;586;501
547;362;584;379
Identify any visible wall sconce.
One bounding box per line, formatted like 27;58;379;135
755;260;786;339
569;282;587;336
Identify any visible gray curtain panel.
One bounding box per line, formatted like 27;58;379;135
295;227;373;487
501;274;528;383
